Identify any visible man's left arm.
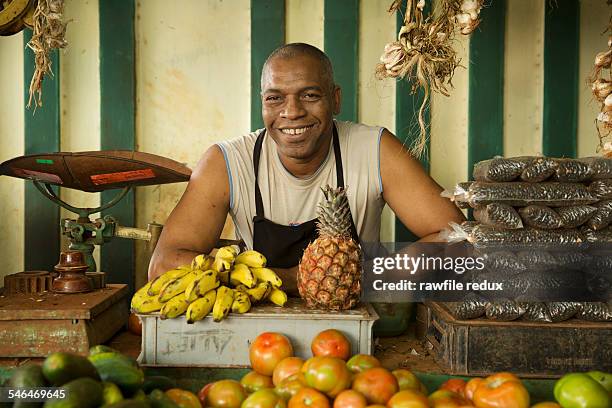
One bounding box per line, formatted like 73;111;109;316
380;129;465;242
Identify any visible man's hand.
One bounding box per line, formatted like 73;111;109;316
148;145;231;280
271;266;299;297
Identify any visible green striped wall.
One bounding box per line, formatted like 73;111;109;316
23;31;61;271
10;0;602;281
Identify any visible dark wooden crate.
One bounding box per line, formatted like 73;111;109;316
0;284;128;357
424;301;612;378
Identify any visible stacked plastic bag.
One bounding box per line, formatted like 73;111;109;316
441;156;612;323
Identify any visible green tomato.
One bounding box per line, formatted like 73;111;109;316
586;371;612;394
554;373;610;408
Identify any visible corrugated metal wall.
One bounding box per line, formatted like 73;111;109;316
0;0;608;288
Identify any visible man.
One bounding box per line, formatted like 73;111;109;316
148;43;464;293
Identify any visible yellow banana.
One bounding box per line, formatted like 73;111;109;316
148;267;192;295
251;267;282;288
160;293;189;319
231;291;251;314
212;250;234;273
131;281;153;309
229;264;256;288
195;269;221;296
133;297;164;313
191;254;214;271
267;288;288;307
212;286;235;322
158;270;201;303
234;250;267;268
186;290;217;323
245;281;270;303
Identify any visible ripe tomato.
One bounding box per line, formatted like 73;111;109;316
351;367;398;405
386;390;429;408
127;312;142;335
311;329;351;361
274;357;305;386
206;379;248;408
250;332;294;376
241;370;274;393
464;378;483;401
428;389;473;408
332;390;367;408
198;383;213;406
439;379;467;396
276;373;307;401
391;369;427;395
472;373;529;408
242;389;287;408
166;388;203;408
288;387;330;408
301;356;352;398
346;354;381;374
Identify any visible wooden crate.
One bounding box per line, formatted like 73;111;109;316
138;299;378;367
424;301;612;378
0;284;129;357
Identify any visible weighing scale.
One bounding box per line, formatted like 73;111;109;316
0;150;192;357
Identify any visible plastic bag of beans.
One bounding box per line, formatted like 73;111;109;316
473;203;523;229
479;250;527;274
589;179;612;199
521;303;553;322
485;300;526;321
582;226;612;243
446;294;487;320
519;205;563;229
547;302;581;322
556;205;597;228
579;156;612;179
516;250;559;269
586;201;612;230
553;158;593;182
464;182;596;208
473;157;532;182
469;224;583;246
520;157;557;182
575;302;612;322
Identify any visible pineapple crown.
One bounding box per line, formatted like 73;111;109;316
316;185;352;237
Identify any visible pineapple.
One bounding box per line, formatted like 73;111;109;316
298;185;362;310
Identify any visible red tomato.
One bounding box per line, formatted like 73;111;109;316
386;390;429;408
288;387;331;408
241;370;274;393
332;390;367;408
311;329;352;361
274;357;305;386
439;379;467;396
346;355;381;374
206;379;248;408
472;373;529;408
301;356;352;398
391;369;427;395
464;378;483;401
351;367;398;405
250;332;294;376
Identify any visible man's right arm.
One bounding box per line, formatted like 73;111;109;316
148;145;230;280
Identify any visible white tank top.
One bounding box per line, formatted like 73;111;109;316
217;120;385;249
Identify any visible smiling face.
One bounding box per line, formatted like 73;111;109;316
261;54;341;168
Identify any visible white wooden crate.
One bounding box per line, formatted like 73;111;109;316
137;298;379;367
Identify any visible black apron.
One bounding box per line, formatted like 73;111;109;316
252;125;359;268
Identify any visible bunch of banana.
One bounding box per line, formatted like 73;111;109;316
130;247;289;323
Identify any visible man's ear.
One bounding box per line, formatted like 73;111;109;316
333;85;342;115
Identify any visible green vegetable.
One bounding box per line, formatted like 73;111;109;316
148;389;180;408
586;371;612;394
102;382;124;406
89;345;120;356
42;352;99;386
43;378;103;408
142;376;177;393
88;352;144;394
554;373;610;408
8;364;48;408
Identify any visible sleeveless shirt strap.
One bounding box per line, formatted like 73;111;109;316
253;130;265;217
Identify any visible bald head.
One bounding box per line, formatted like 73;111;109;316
261;43;335;92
